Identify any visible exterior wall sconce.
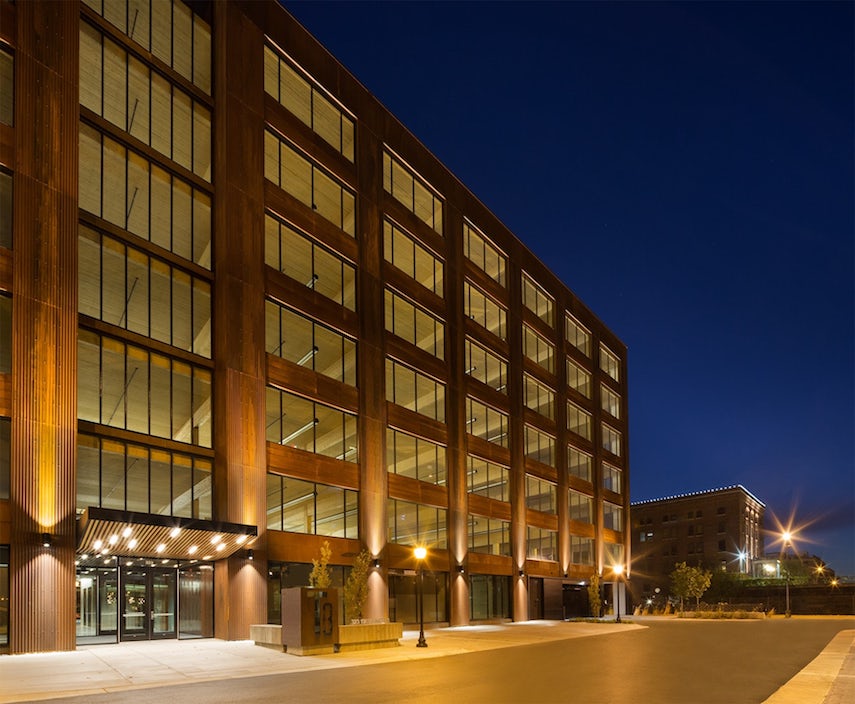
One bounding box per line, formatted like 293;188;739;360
247;549;254;561
457;565;465;574
373;558;381;569
42;533;52;547
518;569;524;577
564;573;568;579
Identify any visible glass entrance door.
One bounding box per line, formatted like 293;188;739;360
121;567;176;641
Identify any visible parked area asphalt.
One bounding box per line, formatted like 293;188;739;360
0;616;852;704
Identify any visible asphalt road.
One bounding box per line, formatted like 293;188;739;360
45;618;851;704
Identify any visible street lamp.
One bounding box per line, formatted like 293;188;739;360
613;564;624;623
414;546;428;647
781;531;792;618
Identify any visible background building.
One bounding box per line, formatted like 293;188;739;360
630;485;764;604
0;0;628;653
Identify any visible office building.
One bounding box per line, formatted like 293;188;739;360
0;0;628;653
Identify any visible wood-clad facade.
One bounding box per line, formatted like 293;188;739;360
0;0;629;653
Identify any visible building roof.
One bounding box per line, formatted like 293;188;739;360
630;484;765;508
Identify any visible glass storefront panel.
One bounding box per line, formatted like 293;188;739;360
389;571;447;625
470;574;511;621
0;545;8;651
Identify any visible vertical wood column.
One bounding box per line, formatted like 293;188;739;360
212;1;267;640
10;0;79;653
445;206;469;625
355;123;389;620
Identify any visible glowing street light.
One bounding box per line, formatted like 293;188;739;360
613;564;624;623
414;546;428;647
781;531;792;618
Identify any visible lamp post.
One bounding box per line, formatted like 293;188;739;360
414;546;428;647
782;531;792;618
613;564;624;623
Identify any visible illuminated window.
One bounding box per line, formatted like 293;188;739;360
525;474;556;514
386;359;445;422
467;456;509;502
77;433;212;519
602;423;622;457
523;325;555;374
603;462;622;493
603;502;623;532
264;45;354;161
0;169;10;249
383;150;443;235
522;272;553;327
524;374;555;421
384;220;443;295
266;474;357;538
385;289;445;359
526;526;557;561
567;359;591;398
0;48;11;126
464;281;506;340
600;344;620;382
566;313;590;357
265;387;358;462
464;221;505;286
0;417;8;500
465;398;508;447
567;401;591;440
601;384;620;419
525;426;556;468
386;428;446;486
469;515;511;556
465;338;507;393
570;535;594;565
265;300;356;385
568;446;592;483
569;490;593;524
0;294;9;373
388;499;447;548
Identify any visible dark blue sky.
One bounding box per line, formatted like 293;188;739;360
285;1;855;575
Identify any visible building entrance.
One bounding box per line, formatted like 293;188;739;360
121;566;176;641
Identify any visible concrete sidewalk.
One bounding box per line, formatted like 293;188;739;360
0;619;852;703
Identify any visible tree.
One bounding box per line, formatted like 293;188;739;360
587;572;602;618
309;540;332;589
343;549;371;622
670;562;712;612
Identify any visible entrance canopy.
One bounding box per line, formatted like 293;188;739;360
77;507;257;561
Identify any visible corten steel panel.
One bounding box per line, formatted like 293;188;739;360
10;0;78;654
267;530;359;565
468;552;513;576
266;442;359;490
265;354;359;413
468;495;512;522
0;500;10;542
0;1;15;47
385;335;447;382
387;473;448;507
385;404;447;446
0;372;11;415
0;123;13;170
383;265;445;318
212;1;268;640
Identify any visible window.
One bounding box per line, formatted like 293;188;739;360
525;426;556;468
265;301;356;385
465;398;508;447
80;23;211;180
465;339;507;393
470;574;511;620
469;515;511;556
526;527;557;561
523;325;555;374
568;446;592;483
82;0;212;94
601;384;620;419
570;535;594;565
464;221;505;286
600;344;620;382
525;474;556;514
77;330;212;447
603;502;623;532
264;215;356;310
0;544;7;649
566;313;590;357
567;402;592;440
388;499;447;548
602;423;622;457
265;131;356;236
567;359;591;398
718;540;726;552
522;272;553;327
467;456;509;502
383;150;443;235
464;282;506;340
77;433;212;518
386;359;446;422
602;463;622;493
0;47;13;125
266;474;357;538
0;417;8;500
0;294;9;373
523;375;555;420
385;289;445;359
569;489;593;523
387;428;446;486
265;387;358;462
78;123;212;268
604;542;625;568
264;45;354;161
78;226;212;357
0;170;10;249
384;220;443;295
